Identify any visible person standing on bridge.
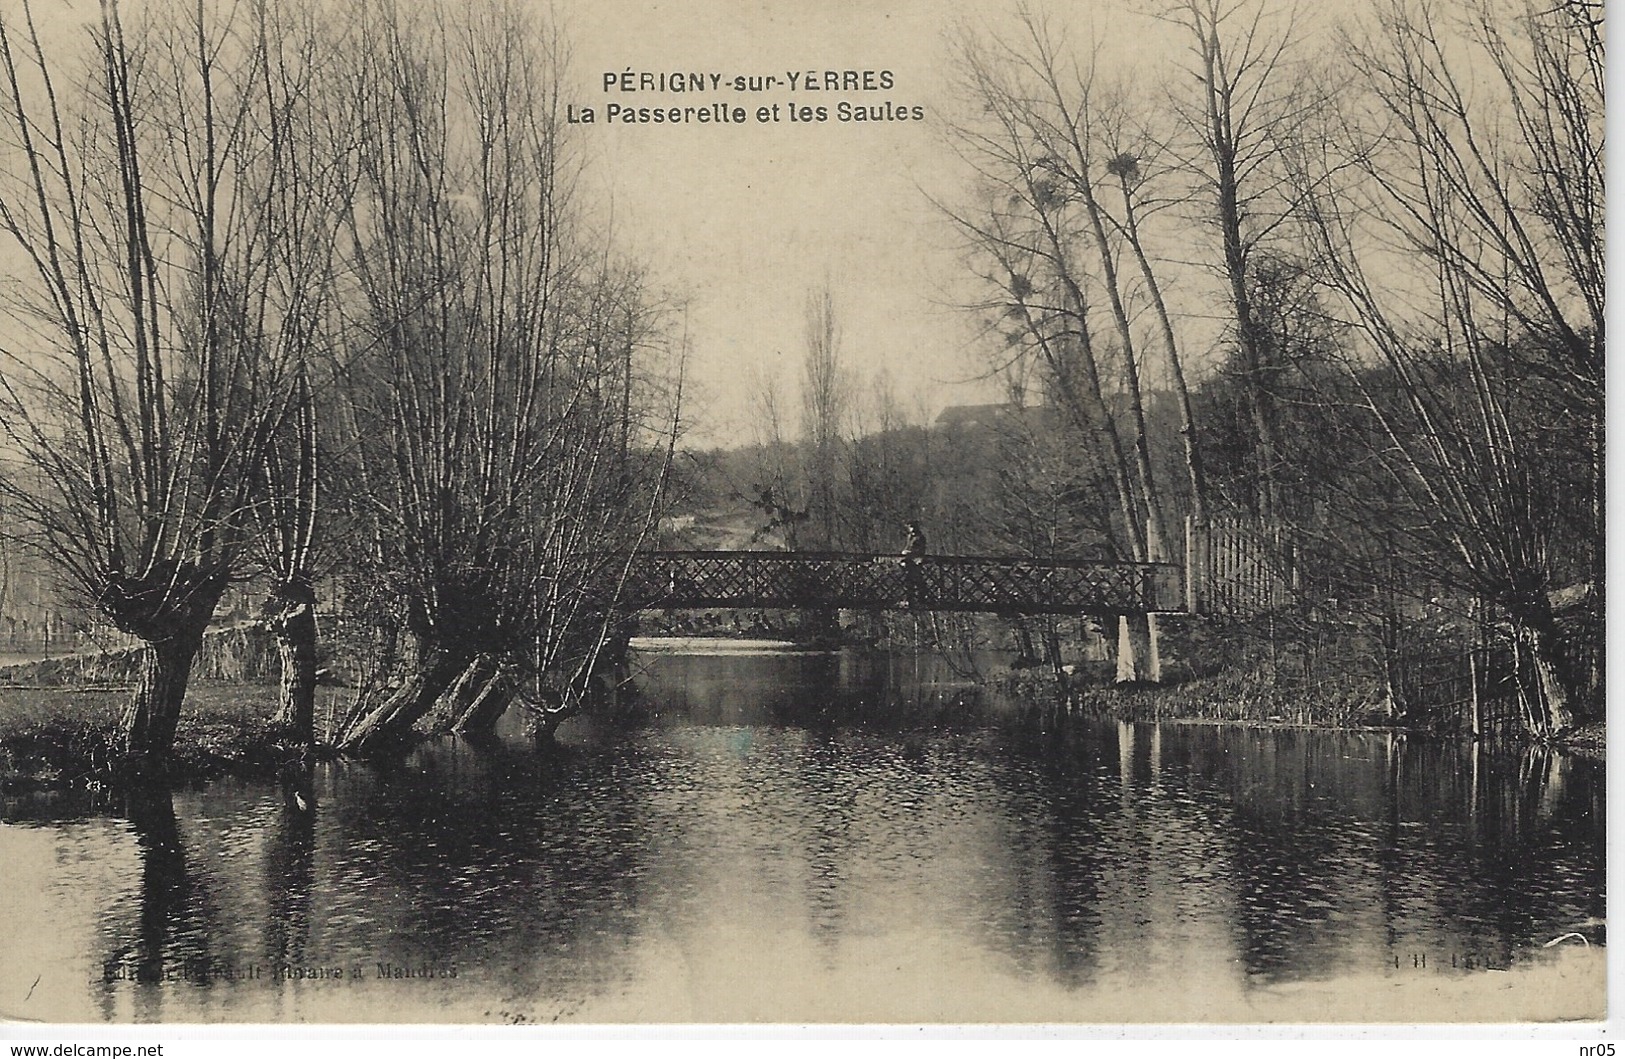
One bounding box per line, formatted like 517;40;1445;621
899;521;927;607
901;521;927;560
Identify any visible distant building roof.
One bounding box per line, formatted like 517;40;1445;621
933;402;1022;428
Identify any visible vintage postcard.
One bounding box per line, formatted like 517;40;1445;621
0;0;1605;1034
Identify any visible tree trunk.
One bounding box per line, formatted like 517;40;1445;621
267;578;319;744
420;654;494;736
525;673;600;745
1080;183;1169;560
1042;621;1064;678
1498;588;1577;738
338;643;473;755
452;666;517;737
529;692;574;745
1200;29;1279;526
1379;613;1406;723
1014;620;1037;667
1522;620;1575;738
1119;182;1208;527
598;620;635;669
121;616;212;774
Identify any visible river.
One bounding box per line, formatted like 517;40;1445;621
0;645;1605;1024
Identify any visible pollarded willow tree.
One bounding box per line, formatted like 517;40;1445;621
1292;0;1604;735
244;0;356;747
0;0;329;770
327;0;682;753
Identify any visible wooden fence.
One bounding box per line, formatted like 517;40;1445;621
1185;515;1295;617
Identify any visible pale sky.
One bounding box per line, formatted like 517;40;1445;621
557;0;1263;448
560;0;1011;446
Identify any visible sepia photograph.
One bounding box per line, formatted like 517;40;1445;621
0;0;1606;1032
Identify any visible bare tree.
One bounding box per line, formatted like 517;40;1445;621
740;361;808;550
842;369;935;552
799;284;850;550
328;0;680;752
943;10;1188;680
1157;0;1320;527
258;365;320;740
1099;146;1208;529
0;0;317;770
244;0;355;745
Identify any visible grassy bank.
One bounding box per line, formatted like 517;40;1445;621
0;684;335;792
997;665;1606;752
1058;669;1396;729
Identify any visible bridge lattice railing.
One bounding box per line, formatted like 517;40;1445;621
621;551;1184;616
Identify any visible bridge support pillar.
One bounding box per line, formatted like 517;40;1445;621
1114;612;1162;685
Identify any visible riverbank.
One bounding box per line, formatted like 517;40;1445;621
1057;670;1393;728
1002;667;1605;753
0;684;324;793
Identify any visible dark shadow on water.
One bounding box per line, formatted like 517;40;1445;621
128;785;188;995
93;784;221;1020
625;648;1000;734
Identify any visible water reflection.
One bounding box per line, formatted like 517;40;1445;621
265;765;315;973
121;788;193;1019
0;647;1605;1023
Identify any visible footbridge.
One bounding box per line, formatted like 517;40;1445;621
622;551;1188;616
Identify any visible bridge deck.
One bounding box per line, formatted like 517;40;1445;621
624;551;1185;616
